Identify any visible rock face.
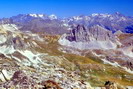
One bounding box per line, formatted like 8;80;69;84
66;25;116;42
66;25;89;42
89;25;116;41
59;25;120;50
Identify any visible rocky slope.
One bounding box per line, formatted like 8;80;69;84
0;24;93;89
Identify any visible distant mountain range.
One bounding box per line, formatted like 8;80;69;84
0;12;133;35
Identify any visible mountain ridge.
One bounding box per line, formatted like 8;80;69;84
0;12;133;34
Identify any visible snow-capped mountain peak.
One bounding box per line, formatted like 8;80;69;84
92;13;111;17
91;13;99;17
29;14;45;18
73;16;83;21
29;14;38;17
49;14;57;20
38;14;44;17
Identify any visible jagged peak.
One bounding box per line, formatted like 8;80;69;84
114;30;123;35
113;12;124;17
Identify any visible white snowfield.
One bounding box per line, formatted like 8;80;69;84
121;46;133;58
0;24;18;44
0;24;18;32
49;14;58;20
73;16;83;21
0;69;11;82
0;24;43;67
0;45;15;54
0;35;7;44
58;34;117;50
29;14;46;18
29;13;57;20
0;44;42;68
18;50;43;67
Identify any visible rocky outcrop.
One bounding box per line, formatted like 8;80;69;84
59;25;120;50
41;80;62;89
104;81;118;89
89;25;116;41
66;25;89;42
103;81;127;89
3;70;35;89
66;25;117;42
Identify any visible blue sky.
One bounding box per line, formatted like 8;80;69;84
0;0;132;18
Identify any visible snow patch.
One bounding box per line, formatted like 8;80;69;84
18;50;42;67
0;45;15;54
49;14;57;20
29;14;45;18
92;13;99;17
38;14;44;18
123;67;133;74
92;13;111;18
0;70;11;82
11;55;22;62
63;23;69;27
0;24;18;32
123;51;133;58
29;14;38;17
101;58;133;74
2;69;11;80
0;45;42;67
121;47;133;58
0;35;7;44
0;73;6;82
93;52;133;74
101;58;120;67
73;16;83;21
